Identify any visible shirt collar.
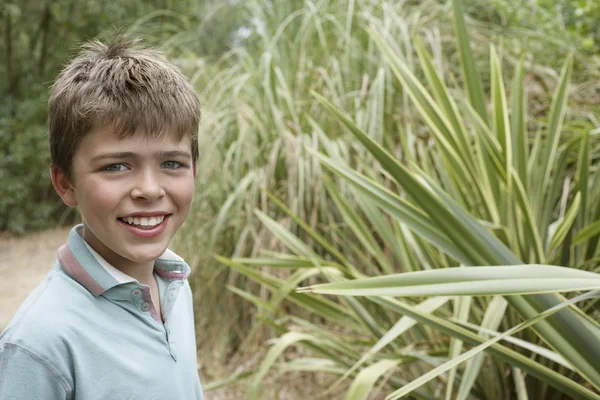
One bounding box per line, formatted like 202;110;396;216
82;241;136;284
57;224;191;297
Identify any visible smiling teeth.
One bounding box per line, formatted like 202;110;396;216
122;215;165;227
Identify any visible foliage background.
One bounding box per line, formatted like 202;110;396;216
2;0;599;233
2;0;600;398
0;0;244;232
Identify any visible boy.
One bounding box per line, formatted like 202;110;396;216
0;36;203;399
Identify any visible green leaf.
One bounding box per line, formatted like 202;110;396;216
278;358;345;375
268;267;343;311
218;256;357;327
452;0;488;124
264;191;355;272
510;57;528;184
202;370;253;392
445;295;471;400
385;290;600;400
209;171;258;249
456;296;507;399
249;332;321;400
512;367;529;400
533;55;574;224
369;29;486;217
231;256;318;268
345;360;398;400
490;46;513;198
574;220;600;246
414;38;476;173
576;130;590;260
323;176;395;274
299;265;600;296
313;73;600;391
310;150;472;265
328;297;449;395
227;285;275;313
311;91;496;265
549;192;581;251
368;296;600;399
452;319;573;371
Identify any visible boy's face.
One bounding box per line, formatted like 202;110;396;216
51;126;196;268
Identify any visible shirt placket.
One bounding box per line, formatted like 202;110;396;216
132;284;179;361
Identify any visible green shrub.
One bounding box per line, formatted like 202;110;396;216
201;0;600;397
0;93;74;233
0;0;245;234
466;0;600;54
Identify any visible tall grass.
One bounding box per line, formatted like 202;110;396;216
177;0;442;365
172;0;600;397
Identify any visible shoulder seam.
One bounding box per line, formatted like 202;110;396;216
1;342;73;399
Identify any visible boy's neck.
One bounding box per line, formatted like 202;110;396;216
110;260;156;288
79;226;157;287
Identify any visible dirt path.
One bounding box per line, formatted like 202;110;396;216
0;227;71;330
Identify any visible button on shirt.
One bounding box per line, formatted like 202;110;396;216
0;225;203;400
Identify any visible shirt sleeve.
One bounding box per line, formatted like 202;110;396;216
0;343;70;400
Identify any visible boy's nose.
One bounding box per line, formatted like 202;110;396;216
130;171;165;201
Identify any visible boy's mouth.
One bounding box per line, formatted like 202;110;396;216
117;214;169;229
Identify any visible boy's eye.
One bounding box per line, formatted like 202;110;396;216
103;163;128;172
162;161;183;169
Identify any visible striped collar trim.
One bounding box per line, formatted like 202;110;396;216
58;224;191;296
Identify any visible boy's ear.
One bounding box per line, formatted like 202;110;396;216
50;165;78;207
193;163;197;179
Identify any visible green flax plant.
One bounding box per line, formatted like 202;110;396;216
177;0;446;370
215;0;600;398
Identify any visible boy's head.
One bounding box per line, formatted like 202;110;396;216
48;36;200;180
49;36;200;267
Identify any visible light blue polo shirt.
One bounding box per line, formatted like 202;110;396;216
0;225;203;400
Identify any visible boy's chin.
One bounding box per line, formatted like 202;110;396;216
125;246;169;263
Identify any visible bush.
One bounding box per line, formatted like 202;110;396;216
197;0;600;397
466;0;600;54
0;93;74;233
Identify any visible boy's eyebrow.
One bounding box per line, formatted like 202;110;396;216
159;150;192;159
91;152;136;162
91;150;192;162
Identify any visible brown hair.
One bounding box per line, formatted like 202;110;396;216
48;36;200;179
